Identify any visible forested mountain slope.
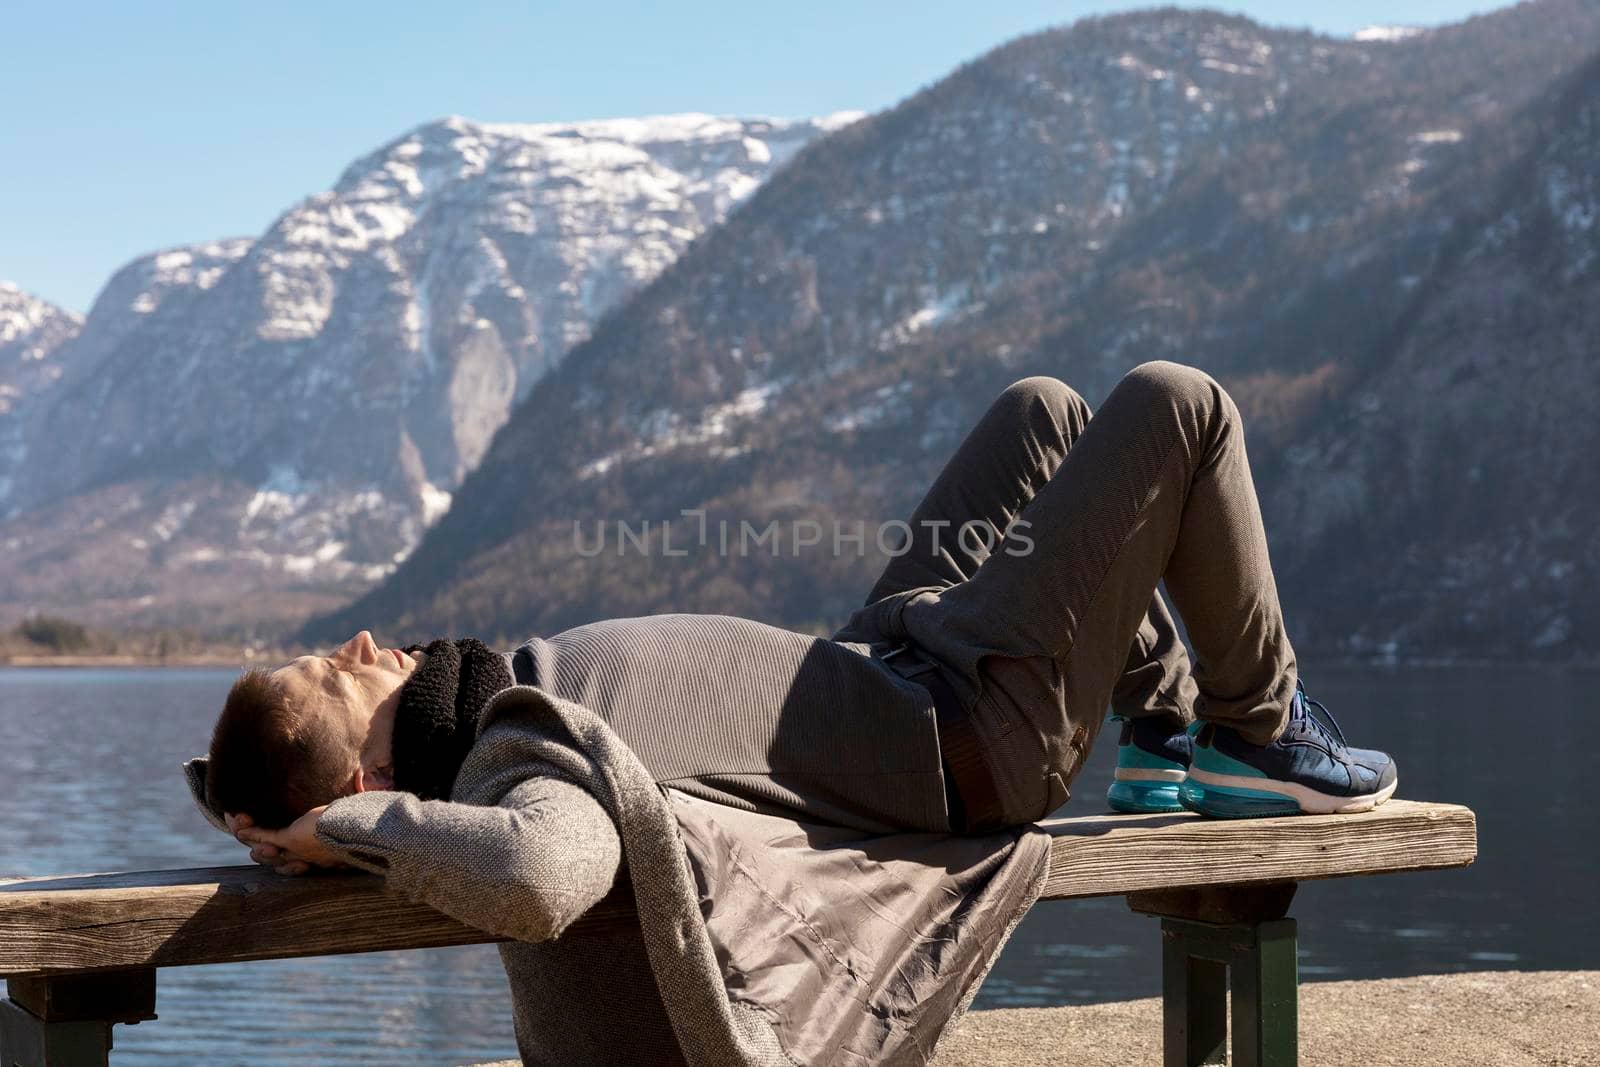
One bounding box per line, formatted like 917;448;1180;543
319;2;1600;663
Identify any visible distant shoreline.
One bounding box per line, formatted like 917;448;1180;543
0;654;259;669
0;646;302;669
1;650;1594;670
0;615;305;669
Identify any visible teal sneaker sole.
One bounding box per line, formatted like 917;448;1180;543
1107;779;1186;814
1178;778;1302;819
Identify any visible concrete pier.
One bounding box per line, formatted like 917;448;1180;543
467;969;1597;1065
935;970;1597;1066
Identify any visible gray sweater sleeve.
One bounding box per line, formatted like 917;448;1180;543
313;774;622;944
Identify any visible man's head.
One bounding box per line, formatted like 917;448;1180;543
207;631;422;828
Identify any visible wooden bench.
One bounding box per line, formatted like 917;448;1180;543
0;799;1476;1066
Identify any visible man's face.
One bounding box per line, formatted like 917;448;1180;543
270;630;420;789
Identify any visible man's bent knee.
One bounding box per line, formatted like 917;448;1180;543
998;375;1092;428
1119;360;1236;425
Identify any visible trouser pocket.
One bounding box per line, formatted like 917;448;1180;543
1043;724;1090;816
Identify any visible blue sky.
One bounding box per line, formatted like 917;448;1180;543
4;0;1499;312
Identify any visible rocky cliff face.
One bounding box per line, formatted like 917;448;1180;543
0;113;854;635
315;1;1600;662
1268;52;1600;658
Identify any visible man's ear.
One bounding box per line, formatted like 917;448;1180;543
352;763;394;793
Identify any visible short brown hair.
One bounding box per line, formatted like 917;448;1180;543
206;667;358;829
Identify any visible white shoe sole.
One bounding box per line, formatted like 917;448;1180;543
1112;767;1187;783
1185;767;1399;814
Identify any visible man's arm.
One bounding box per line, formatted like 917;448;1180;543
238;775;622;944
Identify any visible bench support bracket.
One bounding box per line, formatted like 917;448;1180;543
0;970;156;1067
1130;883;1299;1067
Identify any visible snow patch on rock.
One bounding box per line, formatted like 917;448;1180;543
1353;25;1427;42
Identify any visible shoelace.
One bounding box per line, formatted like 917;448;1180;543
1292;678;1349;749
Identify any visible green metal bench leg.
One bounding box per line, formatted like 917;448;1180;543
1159;915;1299;1067
1162;933;1227;1066
0;971;156;1067
1231;919;1298;1067
0;999;115;1067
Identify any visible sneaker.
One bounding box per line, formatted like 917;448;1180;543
1179;679;1398;818
1106;717;1193;814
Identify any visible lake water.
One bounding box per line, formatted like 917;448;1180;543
1;662;1594;1064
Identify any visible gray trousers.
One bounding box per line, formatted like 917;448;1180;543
838;361;1297;826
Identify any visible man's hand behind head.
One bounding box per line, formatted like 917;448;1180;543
225;812;284;870
229;808;343;876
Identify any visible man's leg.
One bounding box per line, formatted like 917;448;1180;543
847;375;1195;733
898;362;1299;824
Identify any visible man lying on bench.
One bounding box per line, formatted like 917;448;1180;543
191;362;1396;1065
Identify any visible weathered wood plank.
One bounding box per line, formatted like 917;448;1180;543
1038;799;1475;900
0;870;639;978
0;799;1475;978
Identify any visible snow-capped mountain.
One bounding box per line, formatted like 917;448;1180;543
0;112;856;634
